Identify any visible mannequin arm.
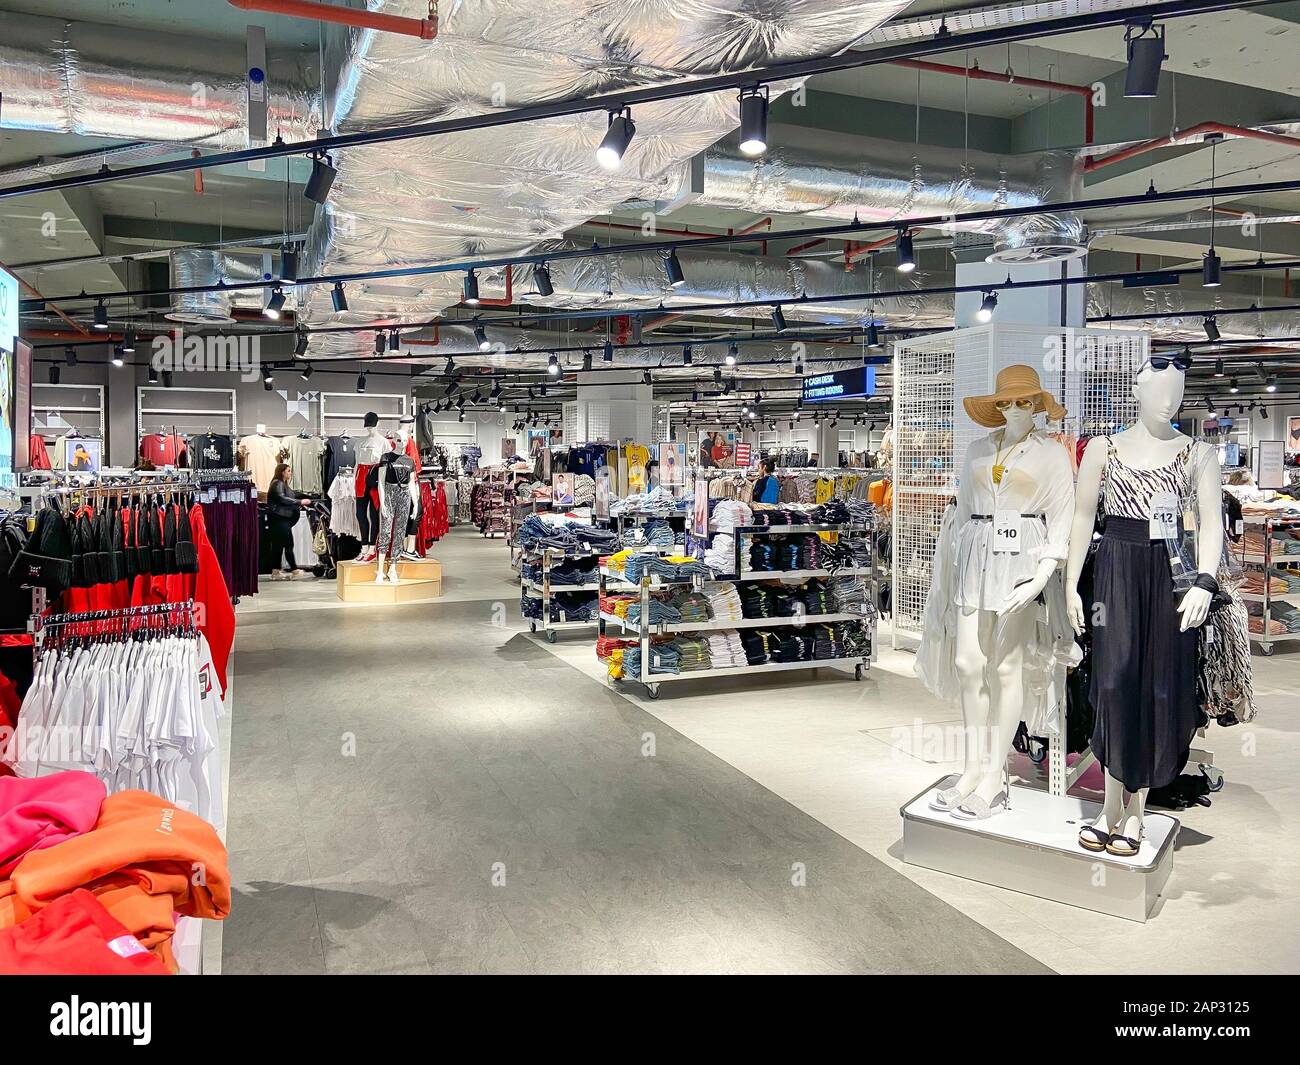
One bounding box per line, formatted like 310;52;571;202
1178;444;1224;630
1064;437;1107;633
1004;441;1075;614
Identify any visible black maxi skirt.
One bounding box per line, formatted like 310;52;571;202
1088;516;1200;792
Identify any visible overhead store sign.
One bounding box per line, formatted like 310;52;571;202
802;366;875;403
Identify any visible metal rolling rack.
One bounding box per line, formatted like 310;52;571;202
521;546;612;643
601;520;877;699
1237;514;1300;656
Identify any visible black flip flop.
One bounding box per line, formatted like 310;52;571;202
1105;833;1140;857
1078;825;1109;852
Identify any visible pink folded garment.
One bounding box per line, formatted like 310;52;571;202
0;772;107;877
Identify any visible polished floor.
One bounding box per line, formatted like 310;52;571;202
221;526;1300;974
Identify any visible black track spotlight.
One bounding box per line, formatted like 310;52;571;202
147;364;158;385
1204;316;1220;342
895;229;916;273
1260;406;1269;421
490;381;503;400
1213;357;1224;377
582;350;593;371
463;270;481;305
262;365;274;388
976;290;998;323
263;375;274;392
356;372;367;394
389;328;401;353
642;369;652;386
866;321;881;348
663;248;686;288
121;329;136;354
547;353;560;376
725;342;738;367
110;346;125;368
280;246;298;286
738;86;769;157
263;284;287;318
93;300;108;331
1123;20;1166;99
375;331;387;355
1202;249;1222;288
713;368;724;385
538;380;548;397
596;108;635;170
1206;398;1217;418
1266;375;1278;393
331;282;348;312
294;331;309;356
300;362;313;382
771;305;787;332
682;344;693;365
474;321;491;352
603;339;614;363
1229;377;1240;394
444;355;456;376
305;152;337;205
64;346;77;367
534;263;554;297
48;364;60;385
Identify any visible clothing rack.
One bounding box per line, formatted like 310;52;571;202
33;600;198;652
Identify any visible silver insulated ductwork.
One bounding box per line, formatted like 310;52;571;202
167;250;275;326
1088;285;1300;342
296;0;920;356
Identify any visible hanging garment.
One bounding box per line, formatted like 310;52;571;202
190;432;234;471
236;434;280;494
415;481;437;555
327;473;362;540
323;435;357;492
138;433;187;468
28;436;53;470
278;435;326;497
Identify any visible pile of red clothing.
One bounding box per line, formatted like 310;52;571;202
0;772;230;974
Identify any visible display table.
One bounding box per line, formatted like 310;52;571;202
336;557;443;603
901;776;1179;922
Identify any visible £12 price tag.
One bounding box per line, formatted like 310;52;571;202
1150;490;1179;540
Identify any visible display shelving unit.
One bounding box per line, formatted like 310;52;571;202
521;546;630;643
1236;515;1300;655
599;520;877;698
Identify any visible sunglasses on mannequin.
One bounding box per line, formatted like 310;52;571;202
1142;352;1194;373
993;398;1035;411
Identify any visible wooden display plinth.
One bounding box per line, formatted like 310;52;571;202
336;557;443;603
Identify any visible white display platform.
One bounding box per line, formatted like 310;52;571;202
901;776;1179;922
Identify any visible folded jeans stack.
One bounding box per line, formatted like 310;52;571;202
671;591;712;625
670;636;712;672
740;629;778;665
623;642;681;677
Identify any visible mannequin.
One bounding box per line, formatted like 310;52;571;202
396;418;422;561
353;413;392;563
916;365;1075;820
1065;355;1221;856
374;447;417;584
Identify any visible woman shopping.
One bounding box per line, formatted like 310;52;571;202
267;462;312;580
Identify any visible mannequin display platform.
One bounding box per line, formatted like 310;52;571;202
1065;353;1222;857
916;365;1078;820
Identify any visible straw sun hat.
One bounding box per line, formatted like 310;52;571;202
962;363;1067;428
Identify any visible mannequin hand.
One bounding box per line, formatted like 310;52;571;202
1178;586;1213;631
1065;587;1086;635
1003;573;1049;614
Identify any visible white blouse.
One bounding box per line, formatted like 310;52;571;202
956;429;1075;562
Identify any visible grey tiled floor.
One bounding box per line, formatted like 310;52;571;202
222;598;1051;974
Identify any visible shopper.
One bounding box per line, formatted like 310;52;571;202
266;463;311;580
753;458;781;504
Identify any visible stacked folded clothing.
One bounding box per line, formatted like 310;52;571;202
611;487;685;517
704;532;736;575
641;519;677;548
772;586;802;618
812;622;853;659
600;593;637;619
772;632;815;662
623;641;681;677
802;579;833;615
517;515;619;555
829;575;869;615
547;558;599;586
740;629;778;665
749;508;811;527
813;500;852;525
706;629;747;667
1245;600;1300;631
712;499;753;534
596;636;637;680
625;596;681;626
623;554;711;583
672;591;712;624
740;583;776;619
703;582;744;622
551;591;597;621
748;540;776;572
670;635;712;672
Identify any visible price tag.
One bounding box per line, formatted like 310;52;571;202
1150;491;1179;540
1205;624;1216;645
993;510;1021;555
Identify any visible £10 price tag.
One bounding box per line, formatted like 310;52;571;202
993;510;1021;554
1150;490;1179;540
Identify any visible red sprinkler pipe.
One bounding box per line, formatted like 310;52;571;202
226;0;439;41
1085;121;1300;172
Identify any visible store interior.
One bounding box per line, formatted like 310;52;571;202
1;0;1299;976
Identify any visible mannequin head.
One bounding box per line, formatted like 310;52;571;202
996;401;1037;441
1133;361;1185;424
363;412;380;429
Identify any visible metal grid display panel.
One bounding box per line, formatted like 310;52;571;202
562;402;579;444
891;325;1146;640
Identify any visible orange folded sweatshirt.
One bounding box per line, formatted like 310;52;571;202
1;792;230;945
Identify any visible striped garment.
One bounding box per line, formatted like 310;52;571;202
1101;436;1193;519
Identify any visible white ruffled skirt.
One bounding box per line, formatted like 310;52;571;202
953;515;1050;612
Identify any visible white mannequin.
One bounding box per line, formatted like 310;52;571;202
354;419;393;563
945;402;1074;816
1065;361;1222;849
374;427;418;585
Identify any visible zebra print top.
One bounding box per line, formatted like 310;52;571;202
1101;436;1194;519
